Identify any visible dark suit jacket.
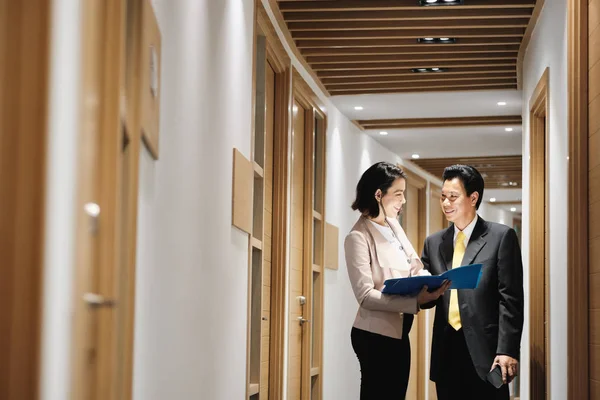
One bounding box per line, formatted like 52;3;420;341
421;216;524;381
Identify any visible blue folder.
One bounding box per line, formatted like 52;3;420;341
381;263;483;295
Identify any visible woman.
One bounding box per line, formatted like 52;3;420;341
345;161;449;399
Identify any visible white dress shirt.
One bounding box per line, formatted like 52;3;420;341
453;214;479;249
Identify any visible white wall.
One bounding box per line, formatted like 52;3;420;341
133;1;254;399
134;2;443;400
39;1;81;399
521;0;569;398
478;202;517;227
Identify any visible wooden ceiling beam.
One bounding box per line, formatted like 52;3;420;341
322;72;516;85
296;37;523;48
318;66;516;78
287;18;530;31
283;8;533;22
312;60;517;71
356;115;522;129
329;80;517;92
307;52;517;64
279;0;535;12
302;44;520;56
329;84;517;95
292;28;526;39
326;76;516;90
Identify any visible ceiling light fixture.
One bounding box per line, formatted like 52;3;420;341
510;207;517;212
489;198;497;203
509;181;518;186
412;154;420;159
411;67;448;73
505;127;514;132
354;106;364;111
379;131;388;136
497;101;507;106
418;37;457;44
419;0;464;5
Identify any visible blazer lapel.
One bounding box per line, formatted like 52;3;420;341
461;217;489;266
439;226;454;273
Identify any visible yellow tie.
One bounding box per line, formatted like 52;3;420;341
449;231;466;330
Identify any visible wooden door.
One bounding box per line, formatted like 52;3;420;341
0;1;50;398
427;183;447;400
288;99;308;400
287;92;326;400
401;171;427;400
71;1;146;399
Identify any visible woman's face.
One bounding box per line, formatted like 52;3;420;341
376;177;407;218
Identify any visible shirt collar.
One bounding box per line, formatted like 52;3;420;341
454;214;478;245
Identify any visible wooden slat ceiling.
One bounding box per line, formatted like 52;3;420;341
276;0;536;95
410;155;522;189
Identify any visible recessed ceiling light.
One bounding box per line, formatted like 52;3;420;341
379;131;388;136
489;198;497;202
497;101;507;106
419;0;463;5
412;154;420;159
510;207;517;212
505;127;514;132
354;106;363;111
418;37;457;44
412;67;448;73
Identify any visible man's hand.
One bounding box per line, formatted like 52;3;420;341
416;280;451;306
491;355;519;384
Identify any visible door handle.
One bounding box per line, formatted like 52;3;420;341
298;316;310;325
83;293;116;308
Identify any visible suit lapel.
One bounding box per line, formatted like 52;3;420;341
439;226;454;273
461;217;489;266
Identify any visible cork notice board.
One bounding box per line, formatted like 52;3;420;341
324;222;339;270
232;148;253;234
140;0;161;159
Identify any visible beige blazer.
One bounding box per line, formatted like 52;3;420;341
344;216;429;339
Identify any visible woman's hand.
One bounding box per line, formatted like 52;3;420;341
417;280;451;305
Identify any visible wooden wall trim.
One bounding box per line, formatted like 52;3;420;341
268;64;292;400
517;0;545;89
120;1;144;398
528;67;549;400
292;69;327;115
567;0;589;398
257;3;291;72
404;169;427;190
0;1;50;398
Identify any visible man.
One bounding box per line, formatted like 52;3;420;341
421;165;524;400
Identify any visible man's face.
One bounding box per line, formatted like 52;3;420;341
440;177;478;228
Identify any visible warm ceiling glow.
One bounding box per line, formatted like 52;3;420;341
412;154;420;159
497;101;507;106
379;131;388;136
510;207;517;212
489;198;496;202
354;106;364;110
505;127;514;132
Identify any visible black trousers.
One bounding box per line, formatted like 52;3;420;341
351;316;413;400
435;327;509;400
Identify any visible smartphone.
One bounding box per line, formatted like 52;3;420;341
486;365;504;389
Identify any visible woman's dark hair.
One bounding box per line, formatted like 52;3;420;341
351;162;407;218
442;164;485;210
